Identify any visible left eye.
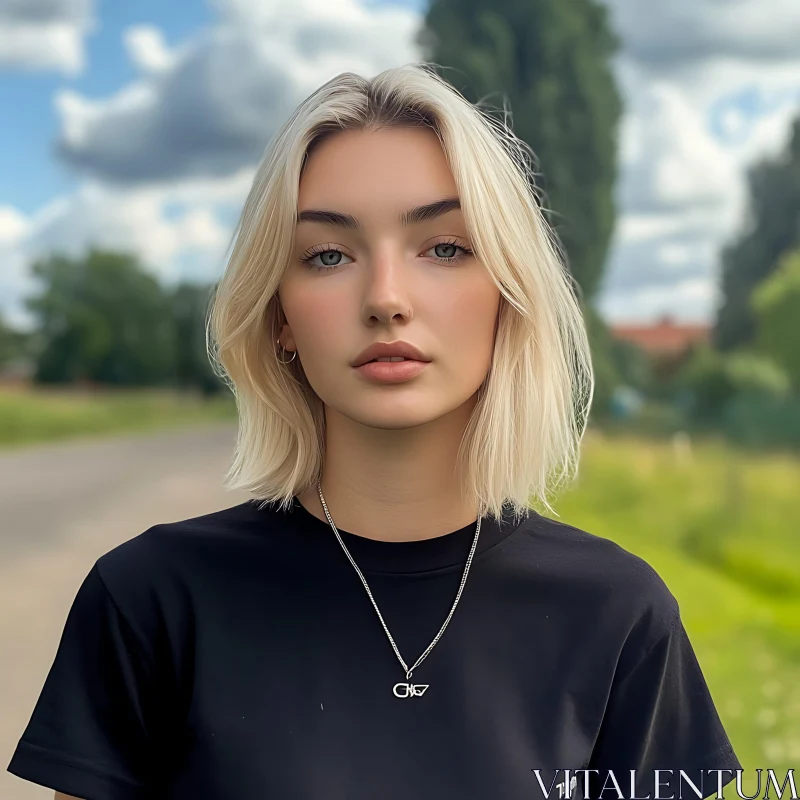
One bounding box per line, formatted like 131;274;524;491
425;243;472;262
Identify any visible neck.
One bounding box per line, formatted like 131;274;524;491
296;398;480;543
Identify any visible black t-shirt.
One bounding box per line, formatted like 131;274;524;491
7;498;742;800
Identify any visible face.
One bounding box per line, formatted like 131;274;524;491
277;126;501;431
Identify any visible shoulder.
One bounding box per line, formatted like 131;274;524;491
95;500;268;579
514;510;680;638
87;500;270;631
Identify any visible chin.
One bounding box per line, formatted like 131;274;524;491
346;403;449;431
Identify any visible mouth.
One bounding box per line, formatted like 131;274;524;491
351;341;431;367
353;358;430;384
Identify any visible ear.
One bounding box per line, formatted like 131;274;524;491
274;297;295;349
277;322;296;350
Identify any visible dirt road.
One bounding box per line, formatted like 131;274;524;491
1;422;249;799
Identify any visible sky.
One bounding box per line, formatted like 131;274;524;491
1;0;799;332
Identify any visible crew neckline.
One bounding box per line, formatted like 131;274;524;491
268;495;529;574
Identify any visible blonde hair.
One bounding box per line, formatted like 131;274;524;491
208;62;594;524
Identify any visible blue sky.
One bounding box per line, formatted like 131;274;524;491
0;1;215;213
1;0;799;330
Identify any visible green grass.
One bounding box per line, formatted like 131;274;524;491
545;430;800;774
0;386;237;449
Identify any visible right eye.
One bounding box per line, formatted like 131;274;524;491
299;246;353;271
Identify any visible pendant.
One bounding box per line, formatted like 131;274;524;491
393;682;429;698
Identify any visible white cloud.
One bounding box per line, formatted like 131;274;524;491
0;0;95;75
29;183;230;268
615;211;716;245
617;75;742;215
658;241;716;268
123;25;177;74
599;18;800;323
0;177;242;330
0;205;33;328
0;205;29;243
54;0;422;184
598;276;721;325
604;0;800;66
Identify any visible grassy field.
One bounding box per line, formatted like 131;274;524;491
2;388;797;773
548;429;800;775
0;386;237;449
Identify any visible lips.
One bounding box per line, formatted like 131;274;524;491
354;358;430;383
352;341;431;368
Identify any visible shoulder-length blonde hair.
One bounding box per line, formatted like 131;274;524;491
208;62;594;524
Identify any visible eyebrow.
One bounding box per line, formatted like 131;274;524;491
296;197;462;230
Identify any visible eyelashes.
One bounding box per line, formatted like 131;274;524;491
299;238;474;272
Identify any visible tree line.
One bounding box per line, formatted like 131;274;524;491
1;250;224;395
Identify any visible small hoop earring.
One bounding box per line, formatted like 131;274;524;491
276;338;297;364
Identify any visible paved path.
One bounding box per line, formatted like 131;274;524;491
1;422;249;800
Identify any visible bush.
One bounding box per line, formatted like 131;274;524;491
722;390;800;449
675;344;790;423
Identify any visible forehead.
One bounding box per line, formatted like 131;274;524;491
297;127;459;209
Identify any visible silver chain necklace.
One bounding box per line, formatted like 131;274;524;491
316;478;481;698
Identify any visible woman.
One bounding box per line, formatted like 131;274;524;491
8;63;741;800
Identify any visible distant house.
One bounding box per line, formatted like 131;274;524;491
609;314;711;359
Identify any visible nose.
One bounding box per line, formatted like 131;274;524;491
360;248;413;325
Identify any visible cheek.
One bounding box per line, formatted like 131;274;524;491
289;289;350;353
431;283;500;355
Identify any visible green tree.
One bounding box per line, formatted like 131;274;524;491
673;342;790;423
25;249;176;386
171;281;225;395
582;304;620;418
752;248;800;391
714;116;800;352
0;313;31;368
417;0;622;301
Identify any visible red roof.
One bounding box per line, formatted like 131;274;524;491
610;314;711;356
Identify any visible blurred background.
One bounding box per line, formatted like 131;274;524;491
2;0;799;796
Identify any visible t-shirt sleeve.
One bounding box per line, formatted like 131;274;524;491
6;561;171;800
585;600;742;800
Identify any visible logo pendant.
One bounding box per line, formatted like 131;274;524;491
393;682;429;698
